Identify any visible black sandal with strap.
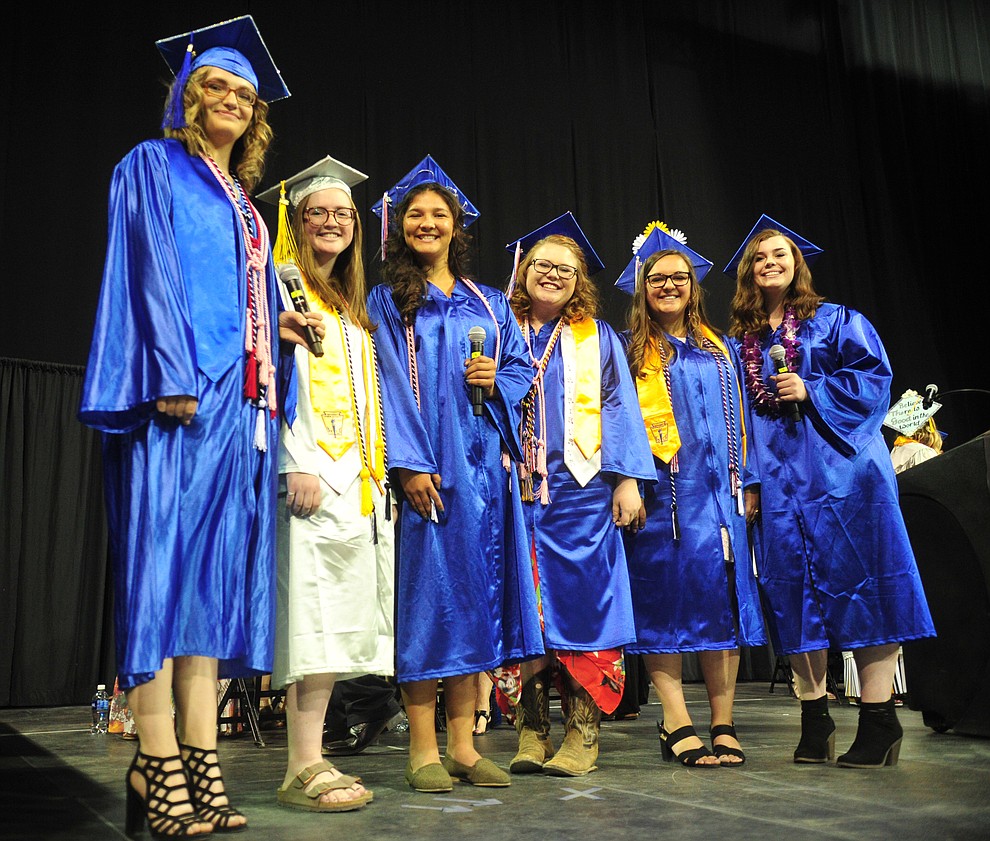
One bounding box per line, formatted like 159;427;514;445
125;751;205;839
179;743;247;833
710;723;746;766
658;722;720;767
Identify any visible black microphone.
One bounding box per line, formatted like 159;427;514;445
769;344;800;420
923;383;938;410
278;263;323;357
468;325;487;416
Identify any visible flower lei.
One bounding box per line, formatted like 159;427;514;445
742;306;800;417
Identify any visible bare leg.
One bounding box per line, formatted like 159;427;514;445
281;673;368;804
788;648;828;700
699;649;742;763
443;672;483;767
853;643;899;703
402;679;442;772
643;653;718;765
473;671;494;734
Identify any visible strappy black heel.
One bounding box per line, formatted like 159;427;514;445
658;722;719;767
179;743;247;833
125;751;204;839
710;723;746;766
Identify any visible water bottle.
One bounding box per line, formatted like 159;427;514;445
90;684;110;735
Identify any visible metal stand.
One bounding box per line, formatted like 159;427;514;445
217;678;266;747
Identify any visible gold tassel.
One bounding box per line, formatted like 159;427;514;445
272;180;300;268
360;467;374;516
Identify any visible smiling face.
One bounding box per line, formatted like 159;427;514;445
644;253;692;333
300;188;355;267
523;241;581;321
751;234;796;296
198;66;256;151
402;188;454;267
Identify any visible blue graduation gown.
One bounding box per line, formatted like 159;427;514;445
738;303;935;654
79;139;289;689
367;281;544;682
521;319;654;651
623;335;767;653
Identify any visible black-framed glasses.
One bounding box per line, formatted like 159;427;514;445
645;271;690;288
201;79;258;107
530;258;578;280
303;207;357;226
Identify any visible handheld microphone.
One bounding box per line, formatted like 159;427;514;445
278;263;323;357
769;344;801;420
923;383;938;410
468;326;487;416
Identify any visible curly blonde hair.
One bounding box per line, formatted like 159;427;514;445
164;67;273;192
624;249;717;378
727;228;824;339
508;235;599;325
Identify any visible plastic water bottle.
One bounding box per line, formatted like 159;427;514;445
90;684;110;735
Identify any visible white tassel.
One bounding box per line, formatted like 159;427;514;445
254;403;268;452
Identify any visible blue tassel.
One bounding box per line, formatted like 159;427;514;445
162;43;194;130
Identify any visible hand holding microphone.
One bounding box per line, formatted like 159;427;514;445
278;263;324;357
466;326;491;416
769;344;803;420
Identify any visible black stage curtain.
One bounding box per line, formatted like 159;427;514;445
0;359;113;706
1;0;988;705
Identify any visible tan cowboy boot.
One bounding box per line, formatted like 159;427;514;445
509;668;555;773
543;684;600;776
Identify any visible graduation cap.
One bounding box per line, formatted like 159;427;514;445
722;213;824;278
613;221;713;295
883;389;942;437
505;212;604;276
370;155;480;227
157;15;290;129
257;156;369;268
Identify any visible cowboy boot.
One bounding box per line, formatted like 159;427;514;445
543;683;600;776
509;668;555;773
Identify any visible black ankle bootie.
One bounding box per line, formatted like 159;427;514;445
793;695;836;764
836;698;903;768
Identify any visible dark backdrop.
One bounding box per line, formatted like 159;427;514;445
1;0;988;705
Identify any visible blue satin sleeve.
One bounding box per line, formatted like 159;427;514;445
599;321;656;483
801;305;893;457
726;338;761;490
367;283;439;474
483;292;530;463
79;142;197;432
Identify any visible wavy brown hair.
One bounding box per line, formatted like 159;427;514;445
727;228;825;338
508;235;599;325
625;249;718;378
164;66;273;192
291;191;373;331
379;183;473;325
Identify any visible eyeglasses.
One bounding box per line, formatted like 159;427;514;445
530;259;577;280
202;79;258;107
303;207;357;226
645;271;690;288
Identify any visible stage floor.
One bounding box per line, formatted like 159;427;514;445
2;683;988;841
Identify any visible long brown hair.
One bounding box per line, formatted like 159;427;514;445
164;67;273;192
625;249;717;378
508;234;599;325
727;228;825;338
292;191;373;331
379;183;473;325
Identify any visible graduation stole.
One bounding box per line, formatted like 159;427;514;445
306;288;386;515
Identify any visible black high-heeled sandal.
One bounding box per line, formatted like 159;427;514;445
793;695;836;764
836;698;903;768
710;723;745;766
125;751;204;839
179;743;247;833
658;722;720;767
473;709;491;735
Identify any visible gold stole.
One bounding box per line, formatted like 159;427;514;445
561;318;602;486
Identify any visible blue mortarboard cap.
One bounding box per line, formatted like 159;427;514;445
370;155;480;227
613;222;713;295
504;212;604;276
156;16;289;129
722;213;824;277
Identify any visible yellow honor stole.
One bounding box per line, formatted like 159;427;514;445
561;318;602;486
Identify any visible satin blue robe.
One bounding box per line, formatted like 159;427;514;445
367;281;544;682
520;319;654;651
622;335;767;653
738;303;935;654
79;139;290;689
